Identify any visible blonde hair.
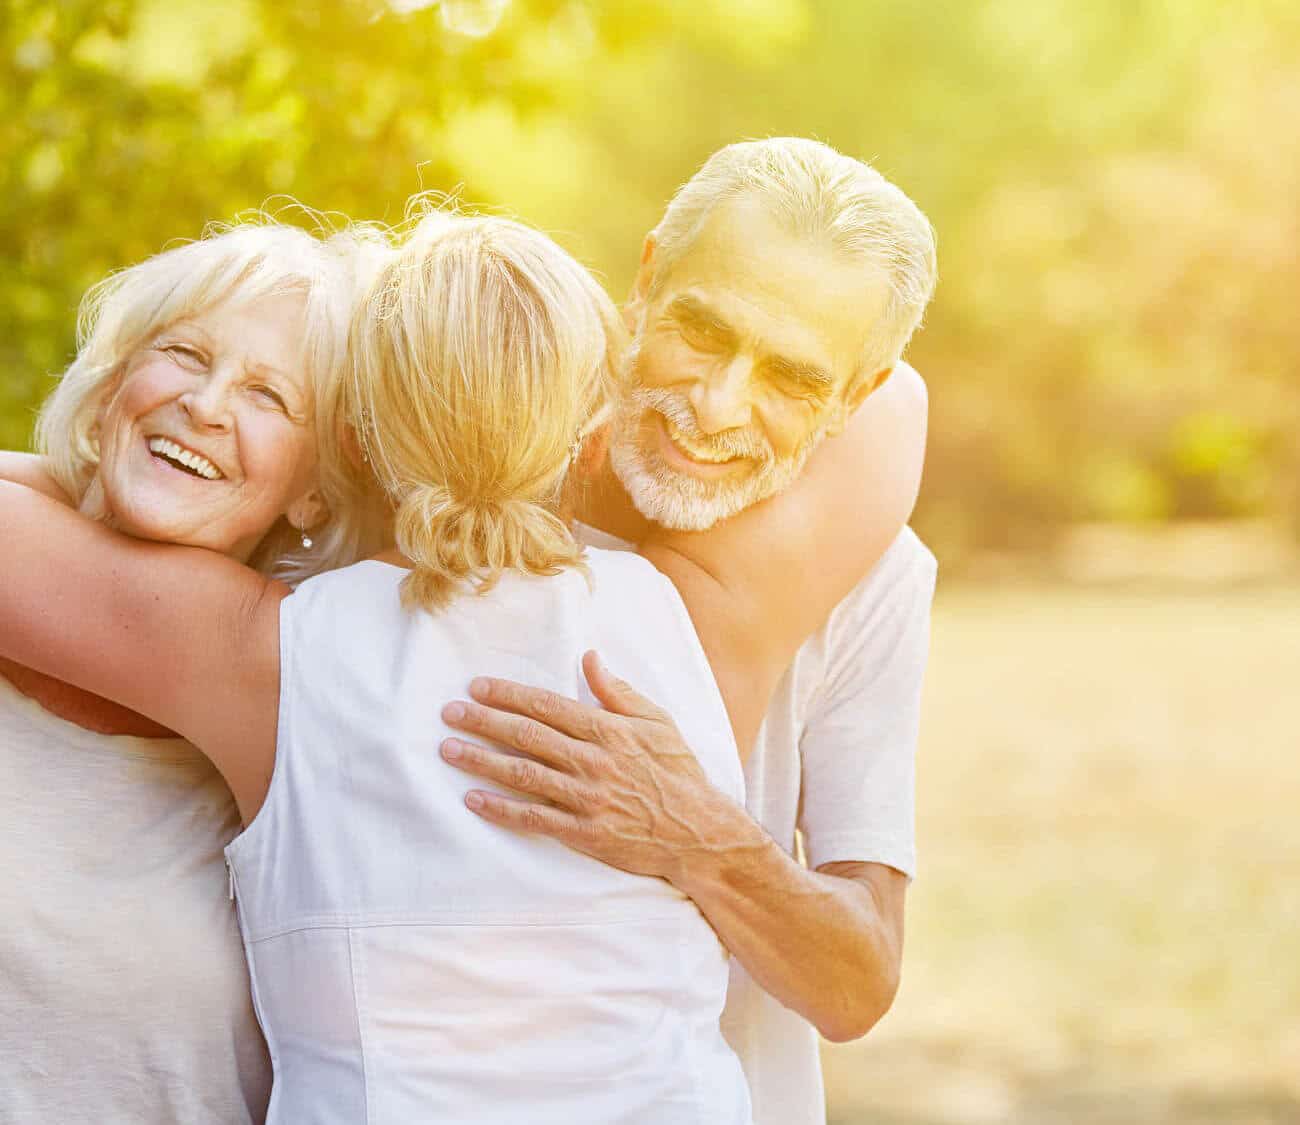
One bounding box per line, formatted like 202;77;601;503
345;209;623;612
653;137;938;374
35;213;386;585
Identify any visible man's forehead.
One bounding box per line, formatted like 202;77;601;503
657;226;889;377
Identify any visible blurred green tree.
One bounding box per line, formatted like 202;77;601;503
3;0;1297;558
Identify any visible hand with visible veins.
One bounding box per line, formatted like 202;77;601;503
441;647;909;1044
439;649;757;888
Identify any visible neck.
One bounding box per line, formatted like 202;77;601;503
574;460;655;546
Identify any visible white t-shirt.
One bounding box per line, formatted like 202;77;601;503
0;674;272;1125
577;524;937;1125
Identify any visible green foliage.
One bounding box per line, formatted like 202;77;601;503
3;0;1297;557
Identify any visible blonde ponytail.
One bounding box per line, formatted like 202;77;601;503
347;208;626;612
393;484;585;611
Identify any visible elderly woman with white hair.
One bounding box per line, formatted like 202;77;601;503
0;218;376;1122
0;207;920;1122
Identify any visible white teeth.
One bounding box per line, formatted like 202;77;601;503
148;437;222;480
666;418;733;464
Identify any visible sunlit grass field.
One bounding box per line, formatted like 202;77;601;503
824;582;1300;1125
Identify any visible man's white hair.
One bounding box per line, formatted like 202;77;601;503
651;137;937;375
35;214;388;586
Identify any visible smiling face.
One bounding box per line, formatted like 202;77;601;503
90;292;323;561
609;195;894;530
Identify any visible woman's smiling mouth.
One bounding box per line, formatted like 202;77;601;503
147;436;225;481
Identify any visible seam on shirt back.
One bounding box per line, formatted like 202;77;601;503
348;928;373;1124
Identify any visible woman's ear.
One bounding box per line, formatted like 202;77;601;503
91;362;129;437
339;421;367;472
286;490;329;534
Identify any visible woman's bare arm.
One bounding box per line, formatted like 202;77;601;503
643;361;928;754
0;452;73;503
0;481;283;821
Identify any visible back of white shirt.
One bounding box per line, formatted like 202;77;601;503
226;549;752;1124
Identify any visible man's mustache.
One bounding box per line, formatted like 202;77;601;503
624;386;772;464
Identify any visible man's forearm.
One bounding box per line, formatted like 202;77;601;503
672;794;904;1043
439;667;906;1043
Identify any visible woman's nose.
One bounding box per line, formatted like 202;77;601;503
180;372;235;430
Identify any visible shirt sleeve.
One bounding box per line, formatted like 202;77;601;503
796;529;936;877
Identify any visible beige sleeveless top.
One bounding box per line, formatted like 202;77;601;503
0;673;271;1124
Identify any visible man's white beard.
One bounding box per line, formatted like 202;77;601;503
609;383;830;532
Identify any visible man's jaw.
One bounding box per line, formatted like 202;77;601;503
609;409;766;531
609;399;830;532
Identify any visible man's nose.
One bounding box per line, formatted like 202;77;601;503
180;368;235;431
690;357;754;434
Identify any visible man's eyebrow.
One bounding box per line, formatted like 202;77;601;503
766;353;835;390
667;295;737;340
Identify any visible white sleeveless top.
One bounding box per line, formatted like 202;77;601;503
0;673;271;1124
225;549;752;1125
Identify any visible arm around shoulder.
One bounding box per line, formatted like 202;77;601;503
0;451;74;503
643;360;930;753
0;481;285;820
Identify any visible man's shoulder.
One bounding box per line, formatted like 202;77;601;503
835;527;936;620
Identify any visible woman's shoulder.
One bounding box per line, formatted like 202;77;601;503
280;560;409;642
289;558;405;598
584;543;665;583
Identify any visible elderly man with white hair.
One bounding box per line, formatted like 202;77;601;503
442;137;938;1125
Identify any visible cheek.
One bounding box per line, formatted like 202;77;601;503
109;360;187;424
637;336;703;389
756;395;823;459
241;416;318;498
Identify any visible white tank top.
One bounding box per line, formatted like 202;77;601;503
225;549;752;1124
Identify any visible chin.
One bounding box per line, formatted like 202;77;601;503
94;481;202;547
610;438;769;531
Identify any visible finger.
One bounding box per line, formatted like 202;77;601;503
465;676;607;744
441;701;580;770
440;738;592;811
582;650;669;722
463;788;593;848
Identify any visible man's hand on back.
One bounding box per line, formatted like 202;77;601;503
439;649;757;886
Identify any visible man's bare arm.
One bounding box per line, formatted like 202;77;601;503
644;361;927;755
441;659;908;1040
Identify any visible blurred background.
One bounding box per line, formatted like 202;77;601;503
3;1;1297;1121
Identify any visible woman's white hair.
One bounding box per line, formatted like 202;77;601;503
35;212;389;585
652;137;938;375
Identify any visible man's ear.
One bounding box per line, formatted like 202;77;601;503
826;366;893;436
576;421;611;478
622;232;658;332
